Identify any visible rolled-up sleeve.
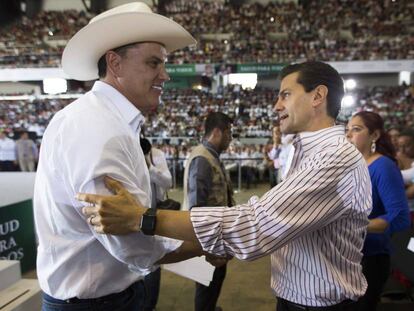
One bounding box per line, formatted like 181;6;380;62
59;115;181;271
191;148;362;260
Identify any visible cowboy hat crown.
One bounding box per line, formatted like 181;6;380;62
62;2;196;81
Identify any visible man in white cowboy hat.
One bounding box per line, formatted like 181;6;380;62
33;2;211;310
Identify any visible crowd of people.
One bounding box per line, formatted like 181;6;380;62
0;84;413;142
1;2;412;310
0;130;38;172
345;84;414;130
0;0;412;68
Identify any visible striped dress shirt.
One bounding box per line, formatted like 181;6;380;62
191;125;372;307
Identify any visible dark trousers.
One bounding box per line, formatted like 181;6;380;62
276;298;355;311
242;166;255;189
269;168;279;188
0;160;15;171
42;280;145;311
143;267;161;311
195;264;227;311
355;254;391;311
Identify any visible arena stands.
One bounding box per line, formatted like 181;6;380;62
1;84;413;140
0;0;413;68
338;84;414;129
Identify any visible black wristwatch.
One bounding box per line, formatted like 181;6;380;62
140;208;157;235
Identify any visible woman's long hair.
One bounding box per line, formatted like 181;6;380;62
353;111;396;162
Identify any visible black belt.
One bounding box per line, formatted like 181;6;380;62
45;280;144;304
278;298;355;311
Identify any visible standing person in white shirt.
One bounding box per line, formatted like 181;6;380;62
15;131;38;172
33;3;215;311
140;138;173;311
79;61;372;311
267;125;282;187
278;134;294;181
0;130;17;171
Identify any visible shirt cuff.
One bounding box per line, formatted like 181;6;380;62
128;237;183;274
190;206;227;256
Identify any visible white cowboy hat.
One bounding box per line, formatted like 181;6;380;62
62;2;196;81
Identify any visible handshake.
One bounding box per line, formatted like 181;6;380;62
205;253;233;268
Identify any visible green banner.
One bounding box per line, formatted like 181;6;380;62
165;78;191;89
0;199;36;273
166;64;196;76
237;63;286;74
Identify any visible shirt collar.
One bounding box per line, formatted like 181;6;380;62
292;125;345;155
92;81;145;134
202;140;220;158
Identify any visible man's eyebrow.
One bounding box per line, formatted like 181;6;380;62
278;88;290;96
147;56;165;63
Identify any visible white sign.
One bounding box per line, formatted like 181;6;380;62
163;256;215;286
407;237;414;253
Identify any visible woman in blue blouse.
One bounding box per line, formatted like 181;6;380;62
346;111;411;311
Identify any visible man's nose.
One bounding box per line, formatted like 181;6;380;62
273;97;282;112
159;66;170;82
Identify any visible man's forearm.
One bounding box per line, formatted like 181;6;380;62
156;241;202;264
367;218;389;233
155;210;200;246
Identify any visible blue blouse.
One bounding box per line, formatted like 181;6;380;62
363;156;411;256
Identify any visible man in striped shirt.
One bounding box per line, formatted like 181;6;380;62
79;61;371;310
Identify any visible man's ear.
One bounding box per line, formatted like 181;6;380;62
212;127;222;139
312;85;328;109
105;51;123;78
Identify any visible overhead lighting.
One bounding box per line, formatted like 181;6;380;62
399;71;410;85
342;95;355;108
270;17;275;22
344;79;356;90
193;85;202;90
43;78;67;94
228;73;257;90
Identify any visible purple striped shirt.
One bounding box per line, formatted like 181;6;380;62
191;126;371;307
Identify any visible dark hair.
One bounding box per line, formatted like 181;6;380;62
279;61;344;119
140;137;152;155
97;42;139;78
204;112;233;137
353;111;396;161
399;129;414;140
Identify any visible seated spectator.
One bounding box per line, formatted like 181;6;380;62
0;0;413;67
397;129;414;170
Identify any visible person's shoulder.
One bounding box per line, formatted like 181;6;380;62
316;136;359;159
189;153;211;171
62;92;126;134
152;147;165;157
371;155;400;174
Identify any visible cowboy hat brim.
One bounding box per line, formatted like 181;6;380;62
62;12;196;81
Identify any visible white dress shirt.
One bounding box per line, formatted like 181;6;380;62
401;164;414;184
34;81;181;299
191;126;371;307
0;137;16;161
149;147;172;208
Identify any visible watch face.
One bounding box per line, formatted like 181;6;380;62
140;209;157;235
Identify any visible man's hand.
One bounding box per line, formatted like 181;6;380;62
205;253;232;268
76;176;145;235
